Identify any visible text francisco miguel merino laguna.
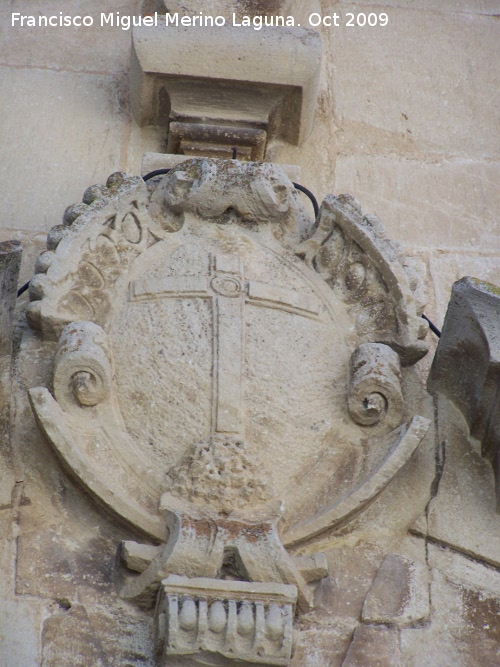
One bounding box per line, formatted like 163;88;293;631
11;11;333;30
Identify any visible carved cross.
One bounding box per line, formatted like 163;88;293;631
130;254;320;435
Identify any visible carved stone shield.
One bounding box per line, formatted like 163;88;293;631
28;160;429;546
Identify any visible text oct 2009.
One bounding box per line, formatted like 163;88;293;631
308;12;389;28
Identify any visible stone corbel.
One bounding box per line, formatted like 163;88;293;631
115;496;327;664
155;576;297;666
115;495;317;613
130;2;322;159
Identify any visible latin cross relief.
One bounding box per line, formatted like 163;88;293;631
130;252;321;437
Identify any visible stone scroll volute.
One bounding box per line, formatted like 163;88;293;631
27;158;430;665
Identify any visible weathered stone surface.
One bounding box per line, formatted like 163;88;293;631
362;553;429;626
42;603;154;667
348;343;403;431
83;604;155;667
342;625;402;667
336;0;500;14
299;193;428;362
16;526;79;600
26;161;428;562
331;7;500;158
0;0;137;72
400;545;500;667
0;68;125;233
1;2;499;665
333;156;500;251
283;416;431;547
117;497;312;612
122;542;162;573
0;241;22;507
0;511;16;598
42;604;108;667
141;152;302;183
0;240;22;356
429;253;500;326
0;598;41;667
426;398;500;567
293;554;328;584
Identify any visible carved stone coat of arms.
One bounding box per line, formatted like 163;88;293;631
26;158;430;666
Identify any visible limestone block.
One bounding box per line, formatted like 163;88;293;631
0;598;41;667
0;0;137;72
428;543;500;599
15;489;128;603
361;553;430;626
292;623;356;667
82;604;155;666
122;541;162;573
334;156;500;250
16;527;80;600
331;7;500;157
341;625;402;667
0;68;125;233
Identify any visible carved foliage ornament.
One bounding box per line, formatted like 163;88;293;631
27;159;430;665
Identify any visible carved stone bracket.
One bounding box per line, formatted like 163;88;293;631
155;576;296;666
130;2;322;159
115;497;315;613
428;276;500;508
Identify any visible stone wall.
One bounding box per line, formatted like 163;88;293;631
1;2;499;666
